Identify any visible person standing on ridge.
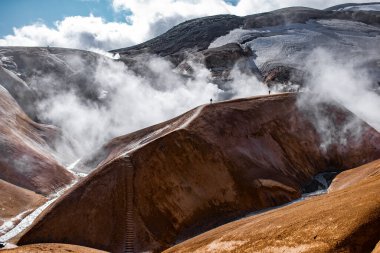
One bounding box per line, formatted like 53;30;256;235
210;98;213;104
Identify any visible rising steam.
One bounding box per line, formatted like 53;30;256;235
36;55;267;164
31;47;380;165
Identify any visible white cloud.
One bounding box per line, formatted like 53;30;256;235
0;15;136;51
0;0;375;51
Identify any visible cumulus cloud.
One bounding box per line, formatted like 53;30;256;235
0;0;375;51
0;15;135;51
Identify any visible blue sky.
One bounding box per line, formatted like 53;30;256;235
0;0;131;37
0;0;238;37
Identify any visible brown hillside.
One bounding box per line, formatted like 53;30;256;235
17;93;380;252
165;159;380;253
329;159;380;192
0;180;46;236
0;86;74;196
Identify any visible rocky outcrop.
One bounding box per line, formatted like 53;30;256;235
164;159;380;253
263;66;305;88
0;85;74;195
177;43;262;83
17;93;380;252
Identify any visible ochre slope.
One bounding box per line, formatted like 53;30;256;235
1;243;108;253
18;93;380;252
164;159;380;253
373;241;380;253
329;159;380;192
0;179;46;235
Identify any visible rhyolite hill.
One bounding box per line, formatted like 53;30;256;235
0;2;379;253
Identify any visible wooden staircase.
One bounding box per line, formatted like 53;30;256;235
124;155;135;253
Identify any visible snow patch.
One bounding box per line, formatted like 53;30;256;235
0;210;31;235
209;28;253;48
338;4;380;12
67;159;81;171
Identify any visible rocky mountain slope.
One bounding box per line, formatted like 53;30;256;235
16;93;380;252
0;47;107;121
112;4;380;87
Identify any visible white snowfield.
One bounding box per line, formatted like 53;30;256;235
338;3;380;11
209;19;380;74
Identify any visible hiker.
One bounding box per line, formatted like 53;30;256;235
269;90;271;95
210;98;213;104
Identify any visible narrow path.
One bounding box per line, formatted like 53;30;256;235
124;155;135;253
122;104;205;156
179;104;205;129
